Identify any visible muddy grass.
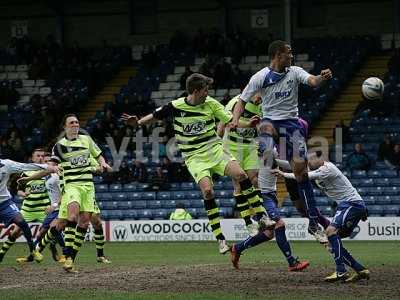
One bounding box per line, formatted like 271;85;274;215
0;263;397;299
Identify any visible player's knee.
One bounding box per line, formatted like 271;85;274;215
202;187;214;200
275;219;285;228
258;122;274;135
263;229;274;239
233;170;247;183
325;225;337;237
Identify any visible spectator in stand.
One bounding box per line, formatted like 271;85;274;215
180;66;194;90
132;160;148;183
169;202;192;220
387;48;400;77
116;160;133;184
148;166;170;191
378;134;394;163
213;57;232;89
91;122;106;144
231;65;247;89
346;143;371;172
333;119;350;143
385;143;400;172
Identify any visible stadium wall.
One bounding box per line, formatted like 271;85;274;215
1;217;399;243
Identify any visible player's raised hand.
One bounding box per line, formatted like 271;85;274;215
121;113;139;127
320;69;332;81
47;164;60;174
270;169;284;177
100;161;113;173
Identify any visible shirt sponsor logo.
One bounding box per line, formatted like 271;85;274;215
69;154;89;168
275;90;292;99
29;183;46;193
236;128;256;138
182;121;207;135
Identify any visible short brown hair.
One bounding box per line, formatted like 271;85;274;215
268;40;289;59
186;73;213;94
61;113;78;128
31;148;45;157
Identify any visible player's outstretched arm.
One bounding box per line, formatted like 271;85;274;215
229;98;246;128
17;170;51;185
308;68;332;87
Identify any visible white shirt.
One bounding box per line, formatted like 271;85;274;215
283;161;363;203
45;174;61;206
258;164;277;193
240;66;311;120
0;159;48;204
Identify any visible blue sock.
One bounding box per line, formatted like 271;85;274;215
275;226;296;266
235;232;270;255
297;180;319;227
15;219;34;253
341;247;365;272
328;234;347;274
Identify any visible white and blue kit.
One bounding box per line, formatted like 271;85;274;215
0;159;48;226
283;162;367;235
240;66;311;161
41;174;61;230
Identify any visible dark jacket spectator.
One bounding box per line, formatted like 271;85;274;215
148;167;170;191
179;66;194;90
347;143;371;171
386;144;400;170
132;160;148;183
378;134;394;161
116;160;133;184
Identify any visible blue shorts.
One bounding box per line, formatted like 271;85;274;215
262;192;281;222
331;200;367;233
262;118;307;161
41;210;59;230
0;199;21;227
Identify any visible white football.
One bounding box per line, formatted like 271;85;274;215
362;77;384;100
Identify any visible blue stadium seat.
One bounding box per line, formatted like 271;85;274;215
223;181;233;189
100;210;110;220
96;184;109;192
102;202;115;210
157;191;171;200
109;184;122;192
180;182;195;190
115;193;128;201
123;183;137;191
380;170;398;177
190;199;204;208
187;208;198;218
363;196;376;205
188;191;201;199
142;192;156;200
170;183;180;190
384;186;399;195
367;170;381;178
97;201;104;209
391;196;400;205
384;205;399;216
137;209;153;219
196;208;207;218
279;206;291;217
378;196;392;205
163;200;177;208
359;178;374;187
220;207;233;217
172;191;186;201
366;186;383;196
125;210;138;219
213;181;224;190
368;205;384;216
153;209;169;219
352;170;367;178
220;198;235;207
320;206;333;216
375;178;390;187
119;201;132;209
96;192;109;201
132;201;147;209
129;192;142;201
391;178;400;186
215;190;231;198
137;183;150;191
147;200;162;209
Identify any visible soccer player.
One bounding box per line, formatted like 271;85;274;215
273;151;370;282
217;93;275;235
52;114;112;272
229;150;309;272
231;40;332;241
0;148;52;262
0;158;58;263
15;154;67;263
122;73;263;254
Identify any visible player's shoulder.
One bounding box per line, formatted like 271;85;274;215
205;96;220;104
226;95;240;110
253;66;271;78
288;65;307;74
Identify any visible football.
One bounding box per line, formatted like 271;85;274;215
362;77;384;100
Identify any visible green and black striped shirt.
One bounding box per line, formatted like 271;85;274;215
52;134;102;186
21;171;50;214
153;96;232;158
